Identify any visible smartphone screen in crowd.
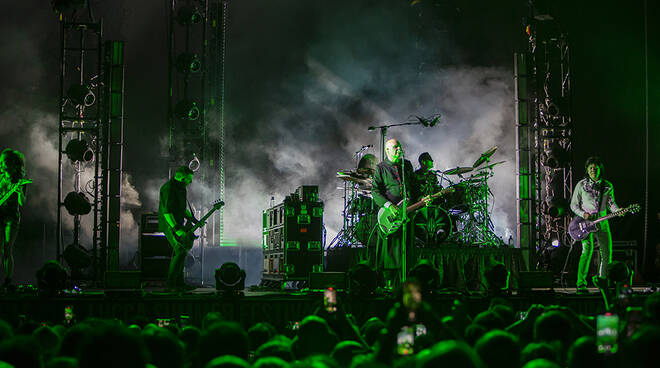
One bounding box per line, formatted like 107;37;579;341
597;313;619;354
397;326;415;355
324;287;337;313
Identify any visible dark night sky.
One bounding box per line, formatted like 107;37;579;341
0;0;657;283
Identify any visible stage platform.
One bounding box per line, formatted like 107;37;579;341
0;287;653;330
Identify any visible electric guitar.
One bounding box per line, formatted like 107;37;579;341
568;203;640;241
174;199;224;250
0;178;32;207
377;188;454;235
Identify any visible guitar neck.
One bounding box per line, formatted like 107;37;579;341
593;209;628;224
189;206;222;233
405;189;448;213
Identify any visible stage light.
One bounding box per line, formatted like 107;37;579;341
65;139;94;162
67;84;96;107
175;100;200;121
36;260;68;296
63;191;92;216
215;262;246;293
546;197;567;218
177;6;202;25
542;144;568;169
63;243;91;269
551;239;560;247
176;53;201;74
408;260;440;293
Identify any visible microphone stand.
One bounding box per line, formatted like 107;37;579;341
400;150;408;284
368;121;427;161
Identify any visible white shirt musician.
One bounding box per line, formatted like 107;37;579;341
570;156;621;293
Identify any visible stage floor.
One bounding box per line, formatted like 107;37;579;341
0;286;653;329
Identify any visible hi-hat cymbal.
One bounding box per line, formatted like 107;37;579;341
443;166;473;175
472;145;498;168
337;171;373;186
472;160;506;172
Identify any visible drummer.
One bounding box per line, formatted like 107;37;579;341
414;152;442;204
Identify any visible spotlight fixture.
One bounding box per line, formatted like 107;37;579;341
67;84;96;107
65;139;94;162
176;53;202;74
63;243;91;269
546;197;567;218
63;191;92;216
215;262;246;293
542;144;568;169
175;100;200;121
176;6;202;25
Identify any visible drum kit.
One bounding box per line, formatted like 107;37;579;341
329;145;506;249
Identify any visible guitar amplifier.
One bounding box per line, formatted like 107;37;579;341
262;193;324;282
140;213;171;280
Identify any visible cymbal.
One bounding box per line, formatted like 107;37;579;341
443;166;473;175
472;145;498;168
337;171;373;187
472;160;506;172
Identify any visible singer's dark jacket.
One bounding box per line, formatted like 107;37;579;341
371;158;419;209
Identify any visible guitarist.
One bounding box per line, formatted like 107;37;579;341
159;166;198;291
0;148;26;290
570;156;621;293
371;139;429;288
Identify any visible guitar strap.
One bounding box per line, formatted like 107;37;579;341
596;180;604;215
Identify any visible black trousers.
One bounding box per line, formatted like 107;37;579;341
163;227;188;289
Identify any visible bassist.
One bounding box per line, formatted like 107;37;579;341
0;148;26;290
570;157;621;293
159;166;197;292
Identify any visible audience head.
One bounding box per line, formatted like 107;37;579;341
141;327;184;368
252;356;291;368
202;312;224;331
248;322;277;352
0;335;43;368
204;355;250;368
199;321;249;366
567;336;602;368
255;339;294;362
291;316;338;360
416;340;483;368
0;319;12;343
359;317;385;347
475;330;520;368
78;323;148;368
33;325;61;361
464;323;488;347
330;340;367;367
472;310;506;332
533;310;572;345
521;342;560;366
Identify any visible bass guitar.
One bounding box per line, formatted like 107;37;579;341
0;178;32;207
377;188;454;235
568;203;640;241
174;199;225;250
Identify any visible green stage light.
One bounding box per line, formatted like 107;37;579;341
176;53;201;74
175;100;200;121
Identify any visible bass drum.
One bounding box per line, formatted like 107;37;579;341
413;206;452;247
442;183;468;214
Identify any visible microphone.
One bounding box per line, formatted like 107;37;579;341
361;144;373;149
368;126;376;131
